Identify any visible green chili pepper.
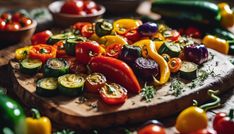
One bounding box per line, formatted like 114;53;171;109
95;19;113;37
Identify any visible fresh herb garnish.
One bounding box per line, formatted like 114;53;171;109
53;129;76;134
124;129;132;134
169;79;184;97
141;83;156;102
106;84;115;94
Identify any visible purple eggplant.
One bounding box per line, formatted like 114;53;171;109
184;44;209;65
134;57;159;80
138;22;158;36
119;45;142;66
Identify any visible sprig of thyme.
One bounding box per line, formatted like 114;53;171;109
141;83;156;102
169;79;184;97
53;129;76;134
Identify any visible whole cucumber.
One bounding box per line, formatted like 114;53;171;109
151;0;221;25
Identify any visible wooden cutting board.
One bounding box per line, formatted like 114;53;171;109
9;49;234;130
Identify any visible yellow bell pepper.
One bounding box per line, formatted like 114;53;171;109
154;40;164;51
89;33;101;43
99;35;128;46
26;109;51;134
202;35;229;54
218;3;234;28
15;46;32;61
113;19;141;35
133;39;170;85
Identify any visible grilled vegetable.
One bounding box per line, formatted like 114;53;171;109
95;19;113;37
179;61;198;80
168;58;182;73
151;0;221;25
119;45;142;66
158;42;181;57
137;22;158;36
105;43;123;58
47;32;75;45
85;73;107;93
0;94;27;134
138;120;166;134
176;90;221;133
134;57;159;80
163;30;180;41
202;35;229;54
64;36;86;56
29;44;57;63
218;3;234;28
15;46;32;61
20;58;42;75
44;58;69;77
99;35;128;46
113;19;141;35
184;45;209;65
81;23;94;38
89;56;141;93
99;83;127;105
36;77;58;97
31;30;53;45
58;74;85;96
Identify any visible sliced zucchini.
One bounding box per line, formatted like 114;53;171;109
158;42;181;57
36;77;58;97
47;32;76;45
44;58;69;77
58;74;85;96
20;58;42;75
64;36;86;56
179;61;198;80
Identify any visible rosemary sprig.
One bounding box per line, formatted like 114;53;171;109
141;83;156;102
53;129;76;134
169;79;184;97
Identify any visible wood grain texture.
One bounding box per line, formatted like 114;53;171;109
9;49;234;130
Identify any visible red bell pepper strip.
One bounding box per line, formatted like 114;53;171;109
29;44;56;63
81;23;94;38
31;30;53;45
53;41;67;58
213;109;234;134
89;56;141;93
105;43;123;58
75;41;105;65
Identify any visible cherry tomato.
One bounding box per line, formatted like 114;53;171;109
185;27;201;38
124;29;141;43
85;73;107;93
99;83;127;105
0;18;6;30
81;24;94;38
1;13;12;22
213;112;227;129
12;12;22;22
31;30;53;45
138;124;166;134
5;22;20;31
60;0;84;15
163;30;180;42
106;43;123;58
83;0;97;11
86;8;98;15
213;110;234;134
72;22;91;31
20;17;32;27
189;128;217;134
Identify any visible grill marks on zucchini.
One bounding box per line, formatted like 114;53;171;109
44;58;69;77
158;42;181;57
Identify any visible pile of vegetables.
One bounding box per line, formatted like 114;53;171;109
15;18;212;105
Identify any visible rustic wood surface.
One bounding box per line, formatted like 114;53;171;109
8;48;234;131
0;0;233;133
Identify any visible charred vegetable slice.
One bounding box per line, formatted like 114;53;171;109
134;57;159;80
158;42;181;57
119;45;142;66
44;58;69;77
99;83;127;105
179;61;198;80
85;73;107;93
36;77;58;97
64;36;86;56
20;58;42;75
47;32;75;45
58;74;85;96
95;19;113;37
168;58;182;73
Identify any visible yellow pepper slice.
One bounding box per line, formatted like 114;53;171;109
202;35;229;54
113;19;141;35
133;39;170;85
99;35;128;46
15;46;32;61
26;109;51;134
218;3;234;28
89;33;101;43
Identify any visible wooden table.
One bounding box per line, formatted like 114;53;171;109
0;1;233;133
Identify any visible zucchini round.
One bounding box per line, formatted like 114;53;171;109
64;36;86;56
36;77;58;97
44;58;69;77
58;74;85;96
179;61;198;80
158;42;181;57
20;58;42;75
47;32;76;45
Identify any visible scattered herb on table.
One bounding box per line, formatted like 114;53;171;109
169;79;184;97
53;129;76;134
141;83;156;102
87;103;97;110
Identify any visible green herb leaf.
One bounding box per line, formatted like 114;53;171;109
141;84;156;102
53;129;76;134
170;79;184;97
124;129;132;134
